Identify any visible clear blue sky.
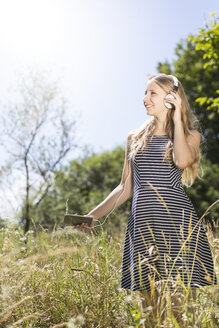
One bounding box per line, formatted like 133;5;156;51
0;0;218;218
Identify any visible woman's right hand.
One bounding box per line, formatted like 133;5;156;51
73;215;97;233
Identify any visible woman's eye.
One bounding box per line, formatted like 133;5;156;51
144;91;156;96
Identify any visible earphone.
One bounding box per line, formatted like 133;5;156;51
164;75;179;109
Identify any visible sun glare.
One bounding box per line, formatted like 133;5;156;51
0;0;61;57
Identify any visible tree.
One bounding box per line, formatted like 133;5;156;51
188;12;219;114
0;69;80;233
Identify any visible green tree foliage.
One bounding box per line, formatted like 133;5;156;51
31;145;132;230
188;12;219;114
185;157;219;226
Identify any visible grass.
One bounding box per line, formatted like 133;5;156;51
0;213;218;327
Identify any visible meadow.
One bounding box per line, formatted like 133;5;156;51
0;216;218;328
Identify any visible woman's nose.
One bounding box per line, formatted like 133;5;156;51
143;94;149;103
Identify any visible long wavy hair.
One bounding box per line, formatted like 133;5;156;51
127;73;205;188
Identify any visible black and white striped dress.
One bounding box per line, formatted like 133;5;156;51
120;134;217;291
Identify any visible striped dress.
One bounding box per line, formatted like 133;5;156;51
120;134;217;291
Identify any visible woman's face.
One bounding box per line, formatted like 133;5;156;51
143;80;168;116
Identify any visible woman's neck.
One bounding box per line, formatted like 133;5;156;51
153;130;166;135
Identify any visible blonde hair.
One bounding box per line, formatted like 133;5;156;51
127;73;205;188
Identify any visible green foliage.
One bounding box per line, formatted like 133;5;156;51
188;12;218;71
188;13;219;114
26;146;132;230
184;155;219;224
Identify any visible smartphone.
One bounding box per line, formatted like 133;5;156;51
63;214;93;227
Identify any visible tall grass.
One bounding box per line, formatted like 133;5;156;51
0;211;218;327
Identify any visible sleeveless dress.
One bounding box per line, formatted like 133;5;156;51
120;135;217;291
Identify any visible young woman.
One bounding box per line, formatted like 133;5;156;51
73;73;217;323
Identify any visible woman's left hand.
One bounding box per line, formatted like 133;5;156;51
73;217;96;234
165;90;182;123
73;222;91;233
